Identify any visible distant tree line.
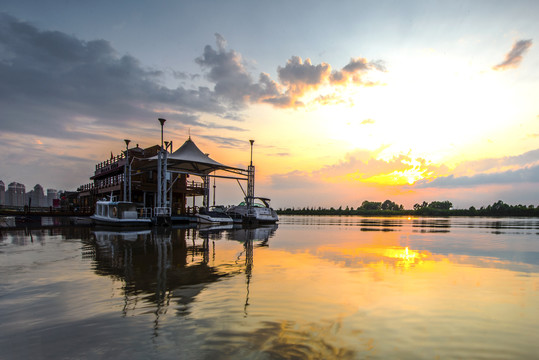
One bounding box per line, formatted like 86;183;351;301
277;200;539;217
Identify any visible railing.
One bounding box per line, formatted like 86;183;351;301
185;206;201;215
187;181;205;191
77;175;124;192
78;178;205;193
95;153;125;171
138;207;153;219
154;207;171;217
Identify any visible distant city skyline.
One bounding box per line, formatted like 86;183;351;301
0;180;58;207
1;1;538;209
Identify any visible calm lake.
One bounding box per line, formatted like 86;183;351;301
1;216;538;359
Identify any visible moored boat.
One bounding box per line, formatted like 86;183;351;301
196;206;234;224
226;197;278;224
91;197;151;227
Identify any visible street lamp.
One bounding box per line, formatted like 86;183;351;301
124;139;131;202
249;139;254;166
158;118;166;149
247;139;255;207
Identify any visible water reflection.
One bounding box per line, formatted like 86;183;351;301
279;215;539;231
84;224;278;335
1;217;539;359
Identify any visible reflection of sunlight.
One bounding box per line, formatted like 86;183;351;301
385;246;421;268
338;245;428;269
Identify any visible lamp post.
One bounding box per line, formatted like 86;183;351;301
249;139;254;166
158;118;166;149
247;140;255;207
124;139;131;202
157;118;167;209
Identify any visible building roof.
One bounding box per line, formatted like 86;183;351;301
143;138;245;176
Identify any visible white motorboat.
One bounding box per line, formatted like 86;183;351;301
91;197;151;227
226;197;278;224
196;206;234;224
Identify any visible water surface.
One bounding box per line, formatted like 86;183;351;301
1;216;538;359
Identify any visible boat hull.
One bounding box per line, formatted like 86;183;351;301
227;208;278;224
196;214;233;224
91;215;151;227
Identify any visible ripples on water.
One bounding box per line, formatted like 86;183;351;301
1;216;538;359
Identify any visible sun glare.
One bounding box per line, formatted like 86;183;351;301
364;167;427;186
305;48;521;186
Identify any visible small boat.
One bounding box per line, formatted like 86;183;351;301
196;206;234;224
226;197;278;224
91;197;151;227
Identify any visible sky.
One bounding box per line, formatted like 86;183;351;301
1;0;538;209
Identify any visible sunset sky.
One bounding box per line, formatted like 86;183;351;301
1;0;538;209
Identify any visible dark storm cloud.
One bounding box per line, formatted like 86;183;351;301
0;13;226;138
493;39;533;71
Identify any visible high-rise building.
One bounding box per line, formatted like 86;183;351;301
6;182;25;207
47;189;58;207
0;180;5;205
32;184;46;207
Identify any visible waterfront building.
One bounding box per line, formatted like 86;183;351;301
77;143;192;213
77;138;248;216
0;180;4;205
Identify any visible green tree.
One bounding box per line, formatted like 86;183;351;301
413;201;428;210
361;201;382;210
381;199;401;211
429;201;452;210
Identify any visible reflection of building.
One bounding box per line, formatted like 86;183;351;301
86;224;272;325
88;228;230;319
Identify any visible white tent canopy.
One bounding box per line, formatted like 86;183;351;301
143;137;246;176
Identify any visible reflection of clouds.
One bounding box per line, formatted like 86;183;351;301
317;241;539;274
198;320;357;359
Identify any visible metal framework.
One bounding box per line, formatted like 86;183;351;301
149;137;253;215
